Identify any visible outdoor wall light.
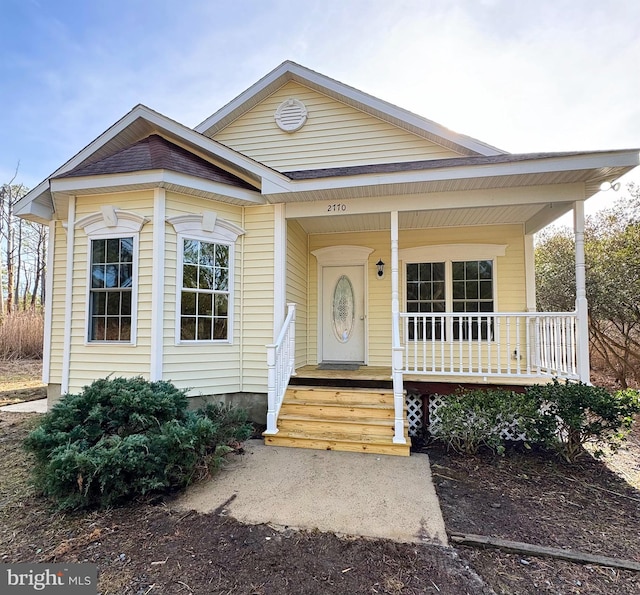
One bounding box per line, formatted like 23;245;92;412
376;259;385;279
600;180;621;192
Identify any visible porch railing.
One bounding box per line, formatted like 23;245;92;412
399;312;579;380
264;303;297;435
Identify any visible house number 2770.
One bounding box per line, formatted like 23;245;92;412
327;203;347;212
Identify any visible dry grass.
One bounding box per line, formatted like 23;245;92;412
0;311;44;360
0;360;44;391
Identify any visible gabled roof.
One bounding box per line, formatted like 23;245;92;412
58;134;256;191
195;61;505;157
15;104;288;223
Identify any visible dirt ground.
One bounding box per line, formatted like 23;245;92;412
0;359;46;406
1;363;639;594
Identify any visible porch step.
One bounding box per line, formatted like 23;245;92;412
264;385;411;457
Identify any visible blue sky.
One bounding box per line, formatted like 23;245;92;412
2;0;639;209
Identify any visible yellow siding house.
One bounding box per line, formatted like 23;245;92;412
16;62;640;456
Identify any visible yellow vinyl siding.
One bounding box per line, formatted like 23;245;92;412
308;224;526;367
48;220;67;383
213;81;461;171
162;192;243;395
241;206;275;392
286;220;308;368
67;191;155;394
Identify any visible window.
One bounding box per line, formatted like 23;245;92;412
89;237;134;341
179;238;230;341
406;259;494;340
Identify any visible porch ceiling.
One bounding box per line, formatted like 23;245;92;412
294;202;568;234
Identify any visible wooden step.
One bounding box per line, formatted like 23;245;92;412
264;385;411;457
264;432;411;457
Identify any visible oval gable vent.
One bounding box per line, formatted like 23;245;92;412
274;98;308;132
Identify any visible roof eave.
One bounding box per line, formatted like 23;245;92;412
261;150;640;197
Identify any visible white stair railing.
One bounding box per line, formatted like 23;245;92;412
264;303;296;435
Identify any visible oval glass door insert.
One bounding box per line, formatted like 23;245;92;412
332;274;355;343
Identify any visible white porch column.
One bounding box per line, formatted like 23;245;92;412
574;200;590;383
273;203;286;339
390;211;406;444
524;233;536;312
61;196;76;395
150;188;166;381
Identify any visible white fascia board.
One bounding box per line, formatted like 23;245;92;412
14;195;54;223
195;61;503;156
267;151;640;196
50;170;266;204
14;179;53;221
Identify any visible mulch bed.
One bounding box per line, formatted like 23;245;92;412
1;411;639;594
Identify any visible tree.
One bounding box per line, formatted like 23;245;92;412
0;173;46;316
535;185;640;387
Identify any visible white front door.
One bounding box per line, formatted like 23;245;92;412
320;265;366;363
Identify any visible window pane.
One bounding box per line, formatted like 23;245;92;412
91;318;105;341
91;265;105;288
419;282;431;301
92;240;106;264
120;264;132;288
479;260;492;279
183;240;199;264
466;281;478;299
199;242;216;267
120;238;133;262
197;317;212;341
407;283;418;300
215;268;229;291
181;292;196;315
106;239;120;263
198;293;213;316
213;319;228;340
419;263;430;281
105;317;120;340
107;292;121;315
181;317;196;341
406;263;418;282
92;292;106;316
120;318;131;341
452;261;464;280
480;280;492;299
215;294;228;317
433;281;445;300
453;281;465;299
407;302;418;313
465;261;479;278
121;291;132;315
183;265;198;289
199;267;214;290
433;263;445;281
105;264;119;288
216;245;229;268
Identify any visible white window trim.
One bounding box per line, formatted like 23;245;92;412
78;208;147;347
399;243;506;315
167;212;244;346
83;232;141;346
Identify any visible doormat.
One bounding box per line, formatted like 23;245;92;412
317;363;361;371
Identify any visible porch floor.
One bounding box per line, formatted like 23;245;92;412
291;365;549;390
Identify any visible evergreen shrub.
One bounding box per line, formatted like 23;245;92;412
24;376;252;510
430;388;541;455
527;380;640;462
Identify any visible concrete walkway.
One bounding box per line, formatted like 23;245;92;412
0;398;48;413
177;440;448;545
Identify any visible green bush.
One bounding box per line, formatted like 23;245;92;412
431;388;542;455
24;377;253;510
526;380;640;462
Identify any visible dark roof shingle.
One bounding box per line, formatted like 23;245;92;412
56;134;257;191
